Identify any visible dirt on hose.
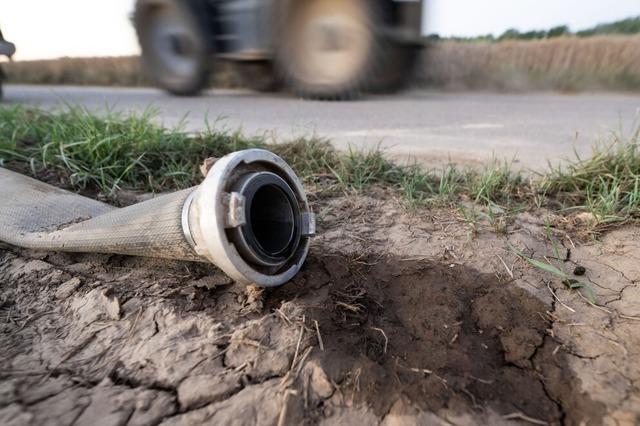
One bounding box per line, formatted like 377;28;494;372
1;188;639;425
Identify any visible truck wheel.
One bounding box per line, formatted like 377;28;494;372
274;0;385;99
134;0;209;96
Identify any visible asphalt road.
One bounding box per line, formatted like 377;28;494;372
5;84;640;169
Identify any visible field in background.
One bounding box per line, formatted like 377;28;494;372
4;35;640;92
3;56;241;88
421;35;640;91
4;56;147;87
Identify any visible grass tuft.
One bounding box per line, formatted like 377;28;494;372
1;105;639;232
0;106;265;195
540;128;640;222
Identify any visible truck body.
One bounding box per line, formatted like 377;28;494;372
134;0;424;98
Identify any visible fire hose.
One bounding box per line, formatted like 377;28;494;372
0;149;315;287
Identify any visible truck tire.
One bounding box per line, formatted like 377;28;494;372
274;0;386;99
134;0;209;96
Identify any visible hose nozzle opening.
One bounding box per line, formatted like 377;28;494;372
229;171;301;268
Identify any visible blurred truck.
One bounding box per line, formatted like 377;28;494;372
133;0;424;99
0;29;15;98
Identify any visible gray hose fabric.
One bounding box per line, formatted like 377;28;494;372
0;149;315;286
0;167;200;261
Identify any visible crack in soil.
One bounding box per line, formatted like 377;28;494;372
0;233;620;425
267;255;605;424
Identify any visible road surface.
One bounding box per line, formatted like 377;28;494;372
4;85;640;169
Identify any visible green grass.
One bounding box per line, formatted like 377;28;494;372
0;105;639;231
0;106;265;194
540;129;640;222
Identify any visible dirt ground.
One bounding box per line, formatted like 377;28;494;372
1;187;639;426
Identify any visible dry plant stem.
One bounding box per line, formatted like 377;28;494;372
291;316;305;370
547;281;576;313
277;389;298;426
314;320;324;351
496;254;514;278
370;327;388;354
503;411;549;426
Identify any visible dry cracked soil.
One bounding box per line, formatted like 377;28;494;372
1;187;639;426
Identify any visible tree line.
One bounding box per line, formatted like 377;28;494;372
427;16;640;42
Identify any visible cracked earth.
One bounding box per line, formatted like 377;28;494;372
1;187;639;425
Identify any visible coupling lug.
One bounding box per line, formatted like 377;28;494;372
301;212;316;237
224;192;246;228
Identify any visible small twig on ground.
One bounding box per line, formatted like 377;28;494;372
231;338;268;349
620;314;640;321
546;281;576;313
335;301;363;313
496;254;514;279
469;375;494;385
233;362;248;373
576;291;612;314
406;365;448;387
503;411;549;425
276;307;293;326
370;327;388;354
352;368;362;394
314;320;324;351
126;307;143;340
277;389;298;426
291;315;305;370
295;346;314;378
460;387;482;411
